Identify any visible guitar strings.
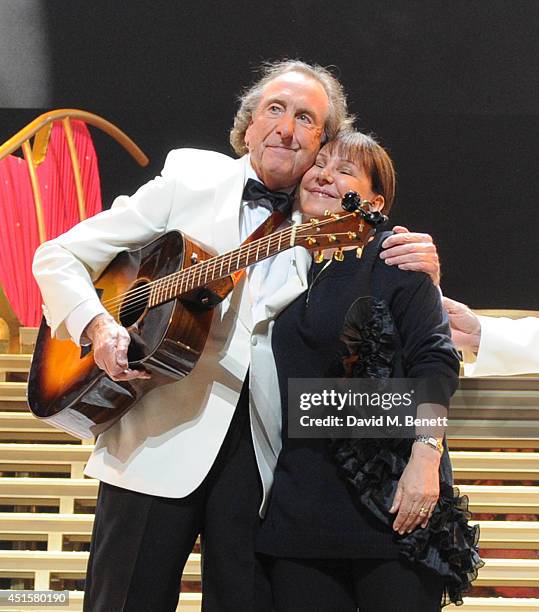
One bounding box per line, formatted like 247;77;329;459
101;225;295;312
106;225;363;319
112;225;368;321
104;215;362;319
105;226;297;319
101;213;360;318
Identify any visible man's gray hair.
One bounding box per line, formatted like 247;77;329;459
230;59;355;156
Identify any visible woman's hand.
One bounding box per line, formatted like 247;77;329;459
389;442;441;534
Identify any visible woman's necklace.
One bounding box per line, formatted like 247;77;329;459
305;258;332;307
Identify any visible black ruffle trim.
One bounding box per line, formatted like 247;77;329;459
332;438;484;607
331;296;483;607
338;296;395;379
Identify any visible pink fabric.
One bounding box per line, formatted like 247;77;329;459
0;120;102;326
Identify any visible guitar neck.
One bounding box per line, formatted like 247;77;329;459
148;224;297;307
146;205;384;308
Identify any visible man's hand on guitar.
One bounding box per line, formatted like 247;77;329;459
84;314;151;382
380;225;441;286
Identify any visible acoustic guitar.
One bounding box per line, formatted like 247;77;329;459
27;192;386;439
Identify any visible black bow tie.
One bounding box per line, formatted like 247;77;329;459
242;178;293;214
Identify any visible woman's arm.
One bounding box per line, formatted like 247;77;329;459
382;269;460;534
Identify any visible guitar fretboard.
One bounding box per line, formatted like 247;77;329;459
147;225;296;307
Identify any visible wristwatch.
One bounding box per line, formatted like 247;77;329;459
415;435;444;455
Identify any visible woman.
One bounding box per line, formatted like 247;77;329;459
256;131;482;611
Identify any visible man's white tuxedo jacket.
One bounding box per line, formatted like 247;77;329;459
464;315;539;376
32;148;311;514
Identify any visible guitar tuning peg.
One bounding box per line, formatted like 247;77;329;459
333;248;344;262
306;237;317;246
324;210;331;216
314;251;324;263
356;246;363;259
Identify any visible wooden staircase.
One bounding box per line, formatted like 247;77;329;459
0;351;537;611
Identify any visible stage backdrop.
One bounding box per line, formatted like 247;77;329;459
0;0;537;309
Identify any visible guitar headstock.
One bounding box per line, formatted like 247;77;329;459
293;191;388;259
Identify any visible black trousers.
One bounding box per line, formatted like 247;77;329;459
84;380;271;612
261;556;444;612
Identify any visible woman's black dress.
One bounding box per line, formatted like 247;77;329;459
256;235;482;605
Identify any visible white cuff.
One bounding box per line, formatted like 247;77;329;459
464;315;539;377
65;299;108;346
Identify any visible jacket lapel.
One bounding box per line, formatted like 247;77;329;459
256;210;312;324
211;156;246;254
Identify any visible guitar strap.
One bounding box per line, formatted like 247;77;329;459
229;210;287;286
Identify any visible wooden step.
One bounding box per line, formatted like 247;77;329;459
448;422;539;445
473;521;539;549
0;595;536;612
476;558;539;587
450;451;539;480
459;485;539;514
452;387;539;418
0;550;201;590
0;478;98;513
459;376;539;392
2;445;537;481
0;591;202;612
0;444;89;478
0;553;535;591
0;479;535;515
0;513;94;550
448;436;539;449
448;598;539;611
0;413;79;442
0;353;32;365
0;382;27;402
0;354;32;382
1;515;537;551
19;327;38;353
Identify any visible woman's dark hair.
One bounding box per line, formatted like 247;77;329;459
324;131;396;214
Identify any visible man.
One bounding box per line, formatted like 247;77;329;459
33;60;348;612
33;60;436;611
443;296;539;376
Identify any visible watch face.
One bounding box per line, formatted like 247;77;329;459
416;435;444;454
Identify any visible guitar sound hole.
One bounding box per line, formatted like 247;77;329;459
119;280;150;327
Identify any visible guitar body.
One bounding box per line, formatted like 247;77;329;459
27;231;233;439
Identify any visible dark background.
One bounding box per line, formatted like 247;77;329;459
1;0;537;308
